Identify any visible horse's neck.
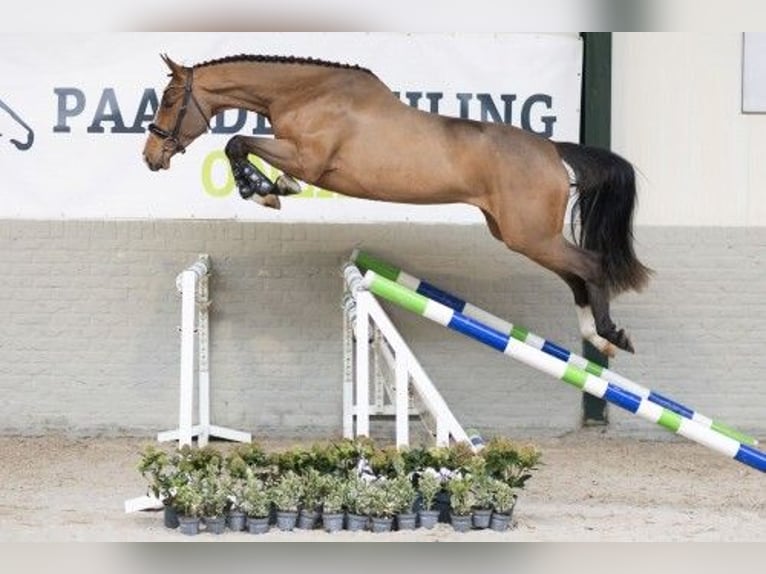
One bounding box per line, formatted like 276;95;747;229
198;62;330;117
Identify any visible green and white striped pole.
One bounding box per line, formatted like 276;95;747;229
352;249;758;447
360;268;766;473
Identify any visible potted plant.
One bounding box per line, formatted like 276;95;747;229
269;470;303;531
222;455;249;532
297;468;323;529
137;444;179;528
345;476;372;532
389;475;418;531
481;436;540;530
198;468;229;534
416;469;442;529
366;480;397;533
173;475;204;536
468;458;494;529
446;473;475;533
481;437;541;490
489;479;517;532
222;474;247;532
241;473;272;535
320;475;347;533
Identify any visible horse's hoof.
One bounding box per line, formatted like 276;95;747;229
247;193;281;209
611;329;635;354
262;194;281;209
275;174;302;196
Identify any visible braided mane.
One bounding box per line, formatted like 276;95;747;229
193;54;374;75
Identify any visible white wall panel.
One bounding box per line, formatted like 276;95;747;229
613;33;766;226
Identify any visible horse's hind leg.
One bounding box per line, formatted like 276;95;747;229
557;271;630;357
524;236;634;356
583;279;634;353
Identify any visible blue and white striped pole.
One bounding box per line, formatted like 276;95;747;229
360;269;766;473
352;249;758;448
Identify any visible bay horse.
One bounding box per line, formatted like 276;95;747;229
143;54;651;357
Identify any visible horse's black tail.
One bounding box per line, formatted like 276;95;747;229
554;141;652;295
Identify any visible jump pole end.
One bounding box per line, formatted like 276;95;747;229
361;269;376;290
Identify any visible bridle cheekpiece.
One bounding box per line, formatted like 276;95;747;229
147;67;209;154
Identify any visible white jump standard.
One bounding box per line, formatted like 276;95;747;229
359;267;766;473
342;263;471;449
125;255;251;513
157;254;251;448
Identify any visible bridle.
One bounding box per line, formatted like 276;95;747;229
147;67;209;154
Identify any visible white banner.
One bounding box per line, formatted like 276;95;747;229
0;33;582;222
743;32;766;113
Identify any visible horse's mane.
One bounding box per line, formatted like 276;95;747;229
193;54;375;75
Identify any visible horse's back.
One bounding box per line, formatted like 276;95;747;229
274;67;568;208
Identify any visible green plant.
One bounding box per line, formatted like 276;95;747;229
349;479;373;516
224;451;249;481
277;445;322;475
231;442;269;469
299;467;325;513
326;439;359;478
481;436;541;490
388;475;418;514
489;479;517;515
137;444;177;504
198;467;229;518
240;473;271;518
400;446;429;475
306;442;342;474
269;470;304;512
421;446;451;471
223;472;247;513
363;480;398;518
345;476;375;516
350;436;377;460
173;475;204;518
417;470;443;511
320;475;347;515
467;458;493;510
369;446;405;478
446;441;477;472
446;474;476;516
177;445;224;475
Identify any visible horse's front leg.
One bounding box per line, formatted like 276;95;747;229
224;135;303;209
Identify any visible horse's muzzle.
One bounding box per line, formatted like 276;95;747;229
144;153;166;172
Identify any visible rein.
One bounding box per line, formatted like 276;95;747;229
148;68;209;154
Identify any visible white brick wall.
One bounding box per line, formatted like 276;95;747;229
1;220;764;443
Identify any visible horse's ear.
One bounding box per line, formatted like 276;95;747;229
160;53;183;77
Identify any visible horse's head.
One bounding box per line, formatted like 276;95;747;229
143;54;210;171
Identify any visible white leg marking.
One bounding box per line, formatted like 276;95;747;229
575;305;616;357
